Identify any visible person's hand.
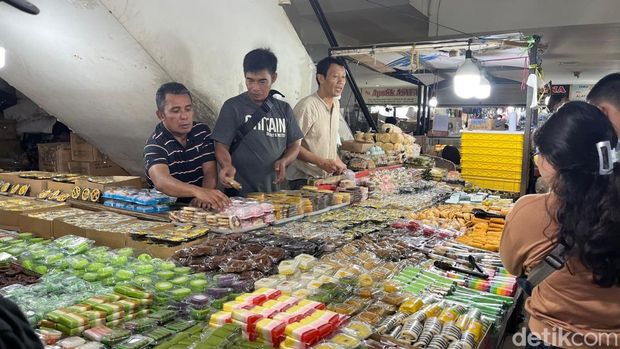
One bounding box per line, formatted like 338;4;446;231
193;188;231;211
190;198;209;209
318;159;340;174
334;158;348;175
219;165;237;188
274;159;287;184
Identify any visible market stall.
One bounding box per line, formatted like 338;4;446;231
329;34;543;195
0;166;520;349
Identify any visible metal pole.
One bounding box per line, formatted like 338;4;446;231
520;35;540;196
425;86;431;134
416;83;422;135
310;0;378;131
421;86;428;134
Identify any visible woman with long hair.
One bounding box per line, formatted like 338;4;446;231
500;101;620;349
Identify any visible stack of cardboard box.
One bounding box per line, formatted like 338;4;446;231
38;143;71;172
68;134;128;176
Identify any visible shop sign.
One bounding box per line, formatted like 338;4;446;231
569;84;593;101
551;85;568;95
362;87;418;105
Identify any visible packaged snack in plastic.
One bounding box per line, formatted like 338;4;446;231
327;303;356;316
143;326;174;345
292;289;313;299
278;260;299;276
185;294;211;310
112;335;154;349
383;292;407;306
91;304;123;317
123;317;157;334
209;311;232;328
75;342;104;349
190;307;211;320
113;284;152;300
294;254;317;271
284;322;320;345
397;319;424;344
222;300;252;313
377;313;407;335
37;327;62;345
255;318;286;344
231;278;254;293
52;235;94;255
254;277;280;290
314;343;345;349
77;305;108;321
328;333;361;348
276;280;301;295
399;297;424;315
214;273;239;288
441;321;462;342
57;336;86;349
312;264;335;277
383;280;401;293
438;306;464;325
232;308;264;335
342;321;373;340
164;320;194;333
56;324;88;337
46;309;89;328
219;258;254;273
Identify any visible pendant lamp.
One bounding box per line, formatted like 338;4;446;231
454;40;481;99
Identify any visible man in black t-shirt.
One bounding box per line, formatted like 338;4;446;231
144;82;230;209
212;48;303;195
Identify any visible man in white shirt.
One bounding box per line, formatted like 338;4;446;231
287;57;348;189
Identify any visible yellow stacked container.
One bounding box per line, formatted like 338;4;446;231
460;131;524;192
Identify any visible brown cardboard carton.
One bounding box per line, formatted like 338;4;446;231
0;202;66;228
38;142;71;172
86;229;128;249
70;133;104;161
18;206;81;239
46;180;78;194
74;176;142;192
340;140;374;154
0;172;48;196
52;216;135;240
68;160;129;176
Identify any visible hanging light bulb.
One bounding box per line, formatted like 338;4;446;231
429;73;439;107
0;47;5;69
454;40;480;98
475;75;491;99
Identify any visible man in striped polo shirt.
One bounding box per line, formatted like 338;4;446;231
144;82;230;209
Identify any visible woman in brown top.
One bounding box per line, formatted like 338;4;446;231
501;101;620;349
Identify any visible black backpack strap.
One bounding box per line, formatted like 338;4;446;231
518;243;567;297
229;90;285;154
